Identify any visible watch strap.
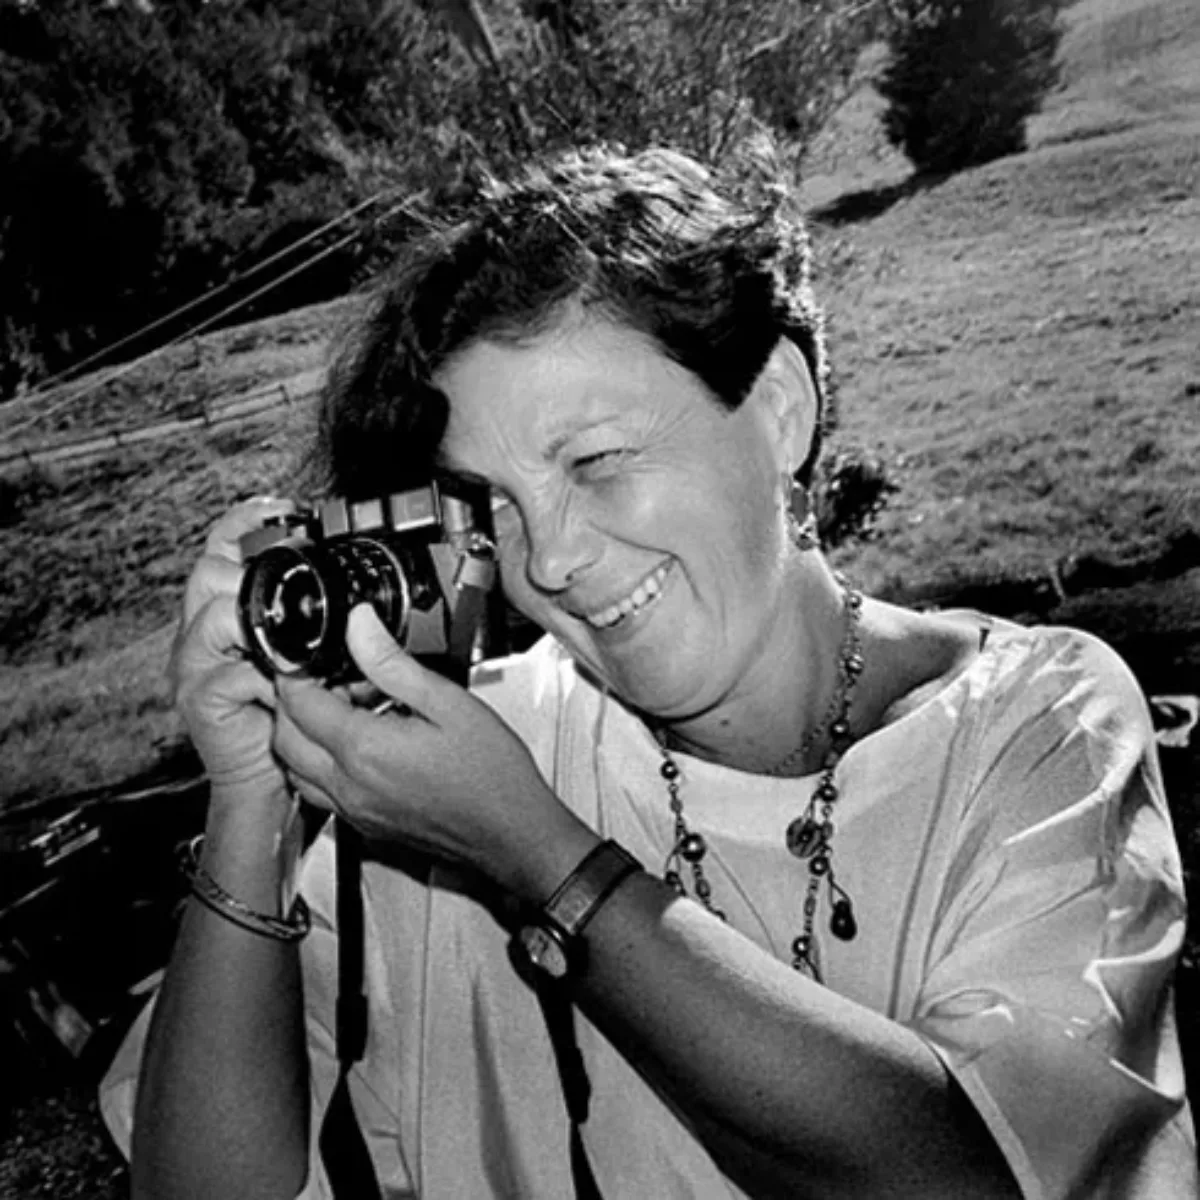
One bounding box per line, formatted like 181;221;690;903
543;839;642;937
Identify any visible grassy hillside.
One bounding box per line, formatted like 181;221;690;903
803;0;1200;595
1;0;1198;806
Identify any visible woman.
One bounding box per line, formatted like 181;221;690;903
102;147;1195;1199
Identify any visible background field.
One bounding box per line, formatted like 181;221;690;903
4;0;1196;807
0;0;1197;1192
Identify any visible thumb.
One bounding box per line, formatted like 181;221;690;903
346;604;445;712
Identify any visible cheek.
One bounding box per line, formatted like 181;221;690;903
495;530;536;612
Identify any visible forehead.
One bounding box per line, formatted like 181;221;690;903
435;317;689;467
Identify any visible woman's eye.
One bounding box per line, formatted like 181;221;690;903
573;449;627;475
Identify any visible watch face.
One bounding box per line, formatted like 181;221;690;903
519;924;570;979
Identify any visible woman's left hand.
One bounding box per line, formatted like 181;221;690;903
273;605;575;893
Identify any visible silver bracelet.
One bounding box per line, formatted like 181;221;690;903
180;835;311;943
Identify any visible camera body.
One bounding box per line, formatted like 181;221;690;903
237;482;498;684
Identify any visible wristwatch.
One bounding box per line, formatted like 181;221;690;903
516;840;642;980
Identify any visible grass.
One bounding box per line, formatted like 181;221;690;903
803;0;1200;596
0;298;358;446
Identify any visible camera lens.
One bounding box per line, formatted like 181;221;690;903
239;536;411;680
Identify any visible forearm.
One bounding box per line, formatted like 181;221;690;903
569;870;1018;1199
131;787;311;1200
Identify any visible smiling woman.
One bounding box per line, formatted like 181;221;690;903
434;318;813;724
100;146;1195;1200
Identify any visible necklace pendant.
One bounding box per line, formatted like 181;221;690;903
785;814;824;859
791;940;823;983
830;898;858;941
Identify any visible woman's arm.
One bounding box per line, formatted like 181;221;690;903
131;498;315;1200
513;808;1019;1200
131;785;311;1200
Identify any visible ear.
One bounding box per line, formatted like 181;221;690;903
747;337;819;477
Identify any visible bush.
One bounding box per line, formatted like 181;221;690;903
815;446;900;548
877;0;1065;175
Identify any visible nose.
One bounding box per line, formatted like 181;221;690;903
523;496;600;594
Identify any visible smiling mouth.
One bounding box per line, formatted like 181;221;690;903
582;563;672;630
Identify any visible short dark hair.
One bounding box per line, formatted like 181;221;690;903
313;145;830;498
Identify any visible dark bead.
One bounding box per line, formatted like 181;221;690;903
659;758;680;781
844;652;864;677
695;878;712;900
664;870;685;894
786;815;822;858
821;820;835;840
846;591;863;610
830;899;858;941
791;934;811;957
809;854;830;876
816;779;838;804
831;718;851;741
804;894;818;917
679;832;707;862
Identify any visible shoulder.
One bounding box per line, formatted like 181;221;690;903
972;618;1153;744
956;620;1177;868
865;604;1144;740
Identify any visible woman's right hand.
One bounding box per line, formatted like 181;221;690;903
169;497;294;806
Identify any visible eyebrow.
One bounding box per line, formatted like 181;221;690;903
438;412;624;483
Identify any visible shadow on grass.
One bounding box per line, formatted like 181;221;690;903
808;171;949;227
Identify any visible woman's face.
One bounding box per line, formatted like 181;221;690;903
435;316;809;722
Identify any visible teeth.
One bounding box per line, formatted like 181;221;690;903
587;565;669;629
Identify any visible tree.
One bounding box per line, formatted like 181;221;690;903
876;0;1065;175
0;0;888;398
502;0;886;169
0;0;252;394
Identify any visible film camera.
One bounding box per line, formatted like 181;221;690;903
237;482;499;684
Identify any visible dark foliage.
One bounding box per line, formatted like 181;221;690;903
0;0;884;399
0;0;424;396
816;446;900;547
877;0;1065;175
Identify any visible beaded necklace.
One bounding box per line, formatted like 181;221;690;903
654;577;864;984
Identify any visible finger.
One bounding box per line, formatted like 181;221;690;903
181;556;245;629
275;674;360;762
171;594;250;692
340;679;390;710
346;605;450;717
272;700;340;788
174;657;275;730
204;496;297;563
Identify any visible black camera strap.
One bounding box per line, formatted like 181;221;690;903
318;815;604;1200
319;819;383;1200
535;976;607;1200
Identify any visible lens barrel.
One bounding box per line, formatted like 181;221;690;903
239;534;412;680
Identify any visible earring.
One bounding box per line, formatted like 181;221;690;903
786;475;820;551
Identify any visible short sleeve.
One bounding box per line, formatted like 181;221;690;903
910;629;1196;1198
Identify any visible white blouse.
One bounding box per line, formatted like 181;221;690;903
101;618;1197;1198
